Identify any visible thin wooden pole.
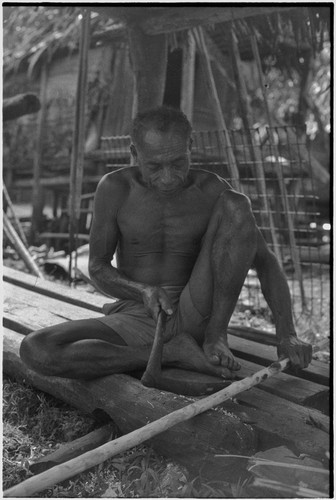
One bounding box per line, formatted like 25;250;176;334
68;8;91;282
193;27;241;191
230;30;282;264
180;30;196;122
3;212;44;279
30;63;48;244
4;357;291;498
250;34;306;309
3;184;29;248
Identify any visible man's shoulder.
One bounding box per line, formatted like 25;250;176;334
98;167;138;191
189;168;231;194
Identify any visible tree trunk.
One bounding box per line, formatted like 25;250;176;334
127;25;167;114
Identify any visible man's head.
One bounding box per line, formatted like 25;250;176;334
130;106;193;194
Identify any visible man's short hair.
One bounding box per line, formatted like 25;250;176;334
131;106;192;147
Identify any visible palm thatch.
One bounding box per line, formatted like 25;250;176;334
3;6;330;81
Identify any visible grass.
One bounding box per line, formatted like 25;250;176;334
3;376;252;498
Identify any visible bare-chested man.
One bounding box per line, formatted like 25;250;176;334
20;106;312;381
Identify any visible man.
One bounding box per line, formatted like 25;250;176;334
20;106;312;381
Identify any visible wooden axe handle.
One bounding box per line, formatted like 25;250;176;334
141;310;167;388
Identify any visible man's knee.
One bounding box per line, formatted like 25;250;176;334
20;329;60;376
217;190;256;232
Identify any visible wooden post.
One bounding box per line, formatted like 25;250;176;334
29;63;48;244
68;8;91;281
180;30;196;122
3;213;44;278
193;27;241;191
230;30;282;264
127;25;167;114
250;34;306;310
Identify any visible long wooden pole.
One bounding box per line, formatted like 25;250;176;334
30;63;48;244
3;184;29;248
68;8;91;282
4;358;291;498
193;27;241;191
250;34;306;310
3;213;44;279
180;30;196;122
230;30;282;264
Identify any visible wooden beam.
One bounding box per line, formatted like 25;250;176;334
127;25;167;114
12;175;102;188
180;31;196;121
30;63;48;244
3;93;40;121
96;6;296;35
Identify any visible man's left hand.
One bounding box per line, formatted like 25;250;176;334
277;336;313;369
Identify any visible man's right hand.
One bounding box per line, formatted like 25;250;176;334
142;286;173;321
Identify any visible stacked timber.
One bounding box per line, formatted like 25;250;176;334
3;266;330;478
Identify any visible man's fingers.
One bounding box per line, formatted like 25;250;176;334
159;296;173;316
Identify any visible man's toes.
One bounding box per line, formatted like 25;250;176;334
220;368;235;379
208;353;221;365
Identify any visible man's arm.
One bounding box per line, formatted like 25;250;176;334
89;174;172;320
253;230;312;368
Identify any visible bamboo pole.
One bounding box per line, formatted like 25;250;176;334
4;357;291;498
230;30;282;264
250;34;306;310
68;8;91;282
3;213;44;279
180;30;196;122
193;27;241;191
30;63;48;244
3;184;29;248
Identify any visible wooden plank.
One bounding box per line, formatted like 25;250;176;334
39;232;90;241
228;334;330;386
3;266;108;312
237;360;329;413
3;329;257;478
4;282;104;333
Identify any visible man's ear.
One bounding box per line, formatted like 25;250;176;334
130;144;137;159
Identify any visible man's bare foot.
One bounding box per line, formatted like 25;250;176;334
163;333;234;379
203;337;241;371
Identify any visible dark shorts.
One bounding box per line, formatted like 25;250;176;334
96;284;209;346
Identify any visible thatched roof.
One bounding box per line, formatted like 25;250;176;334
3;5;330;79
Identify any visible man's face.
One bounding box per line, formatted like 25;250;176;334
132;127;191;194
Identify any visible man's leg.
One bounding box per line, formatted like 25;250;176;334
187;190;258;369
20;318;232;379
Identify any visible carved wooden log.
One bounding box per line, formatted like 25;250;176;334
3;329;257;477
29;425;115;475
3;93;40;121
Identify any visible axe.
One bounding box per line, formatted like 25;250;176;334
141;309;167;388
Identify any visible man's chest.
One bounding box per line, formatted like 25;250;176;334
117;189;213;249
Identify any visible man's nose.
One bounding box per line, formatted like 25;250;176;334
161;166;173;184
